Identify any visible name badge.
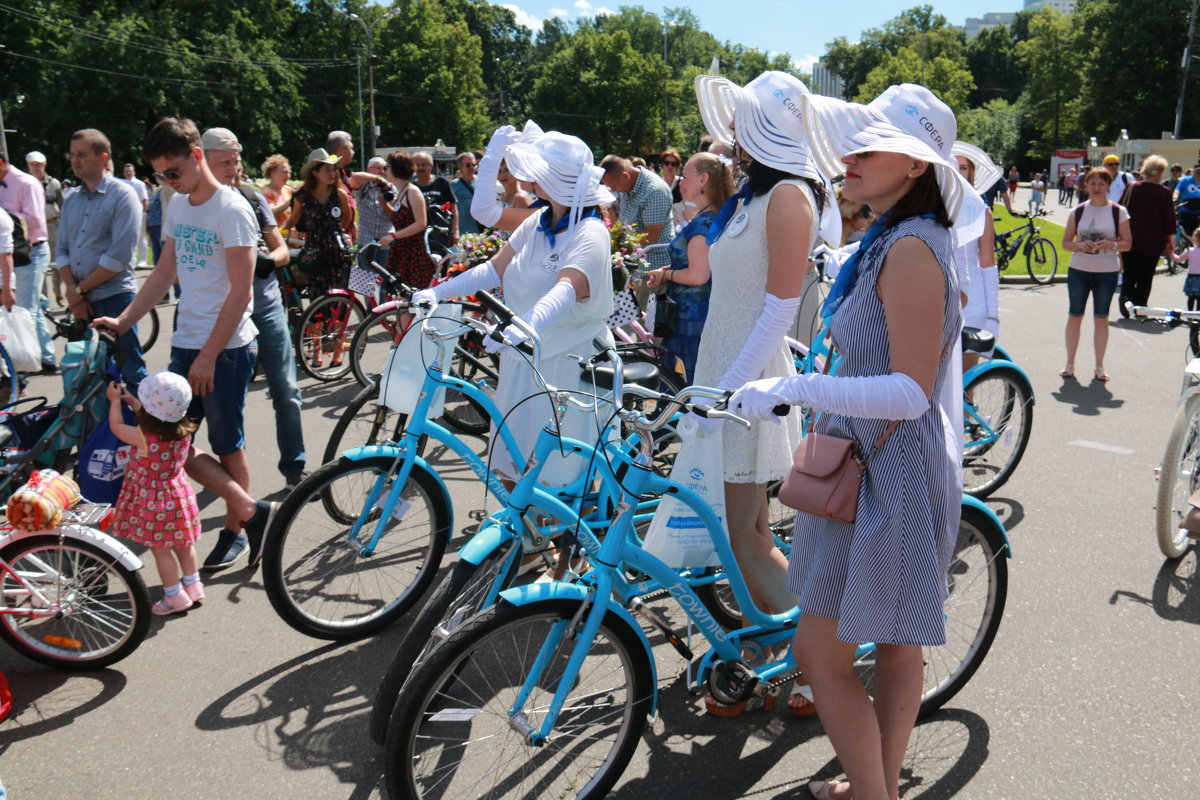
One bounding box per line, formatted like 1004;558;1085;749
726;209;749;238
542;252;562;273
331;206;342;219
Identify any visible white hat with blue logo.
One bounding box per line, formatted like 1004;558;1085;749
950;140;1003;195
800;84;985;246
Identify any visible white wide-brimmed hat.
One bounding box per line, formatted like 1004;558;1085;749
800;84;985;246
138;370;193;423
504;132;612;209
950;141;1002;195
694;71;824;182
514;119;544;145
300;147;340;182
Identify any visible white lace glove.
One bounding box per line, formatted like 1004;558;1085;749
484;280;576;354
815;241;860;280
484;325;527;354
717;293;801;390
423;260;500;303
729;371;930;422
471;126;521;228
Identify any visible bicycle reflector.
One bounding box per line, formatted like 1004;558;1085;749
42;634;83;649
97;508;116;531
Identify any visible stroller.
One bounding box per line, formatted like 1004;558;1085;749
0;331;118;498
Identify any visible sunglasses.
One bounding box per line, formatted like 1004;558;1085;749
663;160;680;167
153;168;183;181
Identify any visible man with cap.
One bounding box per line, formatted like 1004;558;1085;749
0;148;56;372
202;127;308;490
93;116;275;572
25;151;64;305
1104;154;1137;204
598;155;674;269
56;128;147;390
354;155;395;270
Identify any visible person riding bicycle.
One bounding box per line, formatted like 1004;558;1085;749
1174;163;1200;238
411;130;616;489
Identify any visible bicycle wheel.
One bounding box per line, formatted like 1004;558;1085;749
350;307;406;387
369;537;523;744
1025;236;1059;285
0;534;152;669
295;294;365;382
322;381;418;466
1156;392;1200;558
384;598;653;800
0;342;19;406
261;455;450;639
853;503;1008;719
962;366;1034;498
137;306;160;353
439;342;496;437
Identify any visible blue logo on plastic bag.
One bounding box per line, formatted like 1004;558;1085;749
689;466;704;481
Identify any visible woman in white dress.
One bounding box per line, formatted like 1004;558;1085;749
414;131;614;487
950;141;1001;370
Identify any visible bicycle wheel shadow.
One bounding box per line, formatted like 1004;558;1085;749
191;631;401;799
1049;378;1125;416
0;665;127;750
979;496;1026;535
1110;547;1200;624
613;669;992;799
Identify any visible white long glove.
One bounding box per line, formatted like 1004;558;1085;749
717;293;801;390
815;241;860;280
471;125;521;228
484;280;576;354
411;260;500;306
729;371;929;424
981;266;1000;339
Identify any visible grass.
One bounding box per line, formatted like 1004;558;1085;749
991;205;1067;277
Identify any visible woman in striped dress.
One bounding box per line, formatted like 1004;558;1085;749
732;84;983;800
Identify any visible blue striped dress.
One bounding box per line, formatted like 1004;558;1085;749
785;216;962;647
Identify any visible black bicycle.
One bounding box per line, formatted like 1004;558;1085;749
995;211;1059;285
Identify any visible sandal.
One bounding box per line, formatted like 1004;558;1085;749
703;693;749;717
1094;367;1111;382
808;780;852;800
1060;364;1075;379
787;680;817;717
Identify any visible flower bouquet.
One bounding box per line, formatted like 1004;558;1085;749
606;219;649;294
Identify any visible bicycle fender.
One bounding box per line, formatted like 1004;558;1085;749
340;446;455;542
458;522;517;565
961;494;1012;557
498;584;659;715
963;359;1036;405
0;524;144;571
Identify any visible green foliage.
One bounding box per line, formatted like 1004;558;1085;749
958;99;1023;166
856;46;975;109
965;12;1038;106
1016;8;1084;159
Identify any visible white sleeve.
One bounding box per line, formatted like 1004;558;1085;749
718;293;800;390
730;371;929;422
430;260;500;301
471;152;503;228
816;241;860;280
0;211;12;254
559;219;612;303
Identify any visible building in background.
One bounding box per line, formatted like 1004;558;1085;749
965;12;1015;39
810;57;846;100
1024;0;1077;13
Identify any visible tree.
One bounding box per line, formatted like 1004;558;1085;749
857;46;975;109
958;99;1023;165
1016;8;1084;158
965;12;1038;106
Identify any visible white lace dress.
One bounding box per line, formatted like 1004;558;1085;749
693;179;816;483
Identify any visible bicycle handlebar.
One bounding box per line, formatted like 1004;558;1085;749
1129;302;1200;323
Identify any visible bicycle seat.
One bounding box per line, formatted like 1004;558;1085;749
584;359;660;391
962;326;995;354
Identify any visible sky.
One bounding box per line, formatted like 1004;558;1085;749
494;1;1031;71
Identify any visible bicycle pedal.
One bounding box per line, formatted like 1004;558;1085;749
468;508;489;521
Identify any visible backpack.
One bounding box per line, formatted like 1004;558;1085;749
3;208;31;267
1072;202;1121;240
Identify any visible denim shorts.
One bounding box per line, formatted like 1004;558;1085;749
1066;268;1119;317
169;343;258;456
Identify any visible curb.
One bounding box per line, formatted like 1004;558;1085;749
999;263;1176;285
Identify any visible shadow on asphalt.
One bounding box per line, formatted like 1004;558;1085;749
1110;317;1174;336
0;666;127;750
1110;547;1200;624
1049;376;1125;416
982;497;1025;534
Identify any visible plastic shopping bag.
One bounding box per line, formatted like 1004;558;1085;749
77;402;136;505
0;306;43;373
642;416;728;569
380;303;462;416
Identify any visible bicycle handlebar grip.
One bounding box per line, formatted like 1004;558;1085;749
475;290;515;323
773;404;790;416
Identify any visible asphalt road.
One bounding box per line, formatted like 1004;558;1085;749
2;262;1199;799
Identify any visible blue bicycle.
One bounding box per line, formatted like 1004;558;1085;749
380;346;1011;800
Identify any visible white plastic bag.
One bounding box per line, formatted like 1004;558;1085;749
642;416;728;569
0;306;43;373
379;303;462;416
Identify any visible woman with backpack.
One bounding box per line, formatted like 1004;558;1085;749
1061;167;1132;382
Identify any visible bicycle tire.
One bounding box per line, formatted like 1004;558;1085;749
1156;392;1200;558
0;534;152;669
1025;236;1059;285
853;503;1008;719
261;454;450;640
962;365;1034;498
694;578;744;630
295;294;365;382
321;381;422;467
137;306;160;353
439;343;496;437
350;307;405;388
384;598;653;800
0;342;18;407
369;537;523;744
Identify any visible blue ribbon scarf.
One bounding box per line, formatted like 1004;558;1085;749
821;211;937;319
537;205;599;248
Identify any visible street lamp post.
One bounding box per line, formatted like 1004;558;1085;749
334;7;399;160
663;24;670;151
